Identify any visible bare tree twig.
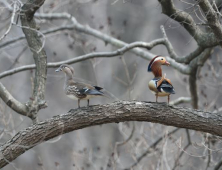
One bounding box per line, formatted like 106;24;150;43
35;12;191;74
0;12;194;74
0;82;30;117
198;0;222;46
158;0;218;47
113;122;135;169
172;129;191;170
8;46;28;69
160;26;204;64
0;2;17;41
0;24;74;49
0;40;191;79
126;128;180;169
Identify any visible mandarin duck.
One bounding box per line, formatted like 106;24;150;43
56;64;104;108
148;56;175;104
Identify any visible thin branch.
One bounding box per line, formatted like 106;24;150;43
160;25;204;64
0;13;191;74
0;40;191;79
172;129;191;170
35;12;190;74
0;24;74;49
126;128;180;169
0;2;17;42
8;46;28;69
113;122;135;168
0;82;30;117
116;122;135;148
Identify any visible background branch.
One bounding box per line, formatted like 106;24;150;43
158;0;218;47
0;40;190;79
169;97;191;105
128;128;180;169
0;83;30;117
198;0;222;45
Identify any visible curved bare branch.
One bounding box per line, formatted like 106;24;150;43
0;83;30;117
0;40;190;79
0;101;222;168
158;0;219;47
198;0;222;45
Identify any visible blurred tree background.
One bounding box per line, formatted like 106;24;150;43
1;0;222;169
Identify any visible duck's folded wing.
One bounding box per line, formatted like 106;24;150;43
158;80;175;94
78;83;104;95
67;82;104;96
66;85;86;98
81;88;104;95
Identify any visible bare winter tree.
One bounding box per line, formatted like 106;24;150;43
0;0;222;169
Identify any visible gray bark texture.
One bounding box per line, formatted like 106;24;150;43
20;0;47;120
0;101;221;168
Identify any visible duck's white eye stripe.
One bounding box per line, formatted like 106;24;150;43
150;57;164;68
153;57;163;62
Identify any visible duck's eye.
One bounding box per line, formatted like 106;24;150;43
161;58;163;60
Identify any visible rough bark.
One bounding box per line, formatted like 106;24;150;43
0;101;222;168
158;0;219;47
189;67;198;109
20;0;47;121
198;0;222;45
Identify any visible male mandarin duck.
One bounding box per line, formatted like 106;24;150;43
56;64;104;108
148;56;175;104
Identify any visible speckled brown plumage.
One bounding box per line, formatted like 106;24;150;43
56;64;104;108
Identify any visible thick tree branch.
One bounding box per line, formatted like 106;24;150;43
20;0;47;121
160;26;204;64
188;48;213;109
198;0;222;45
189;67;198;109
1;101;222;168
20;0;44;21
158;0;219;47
